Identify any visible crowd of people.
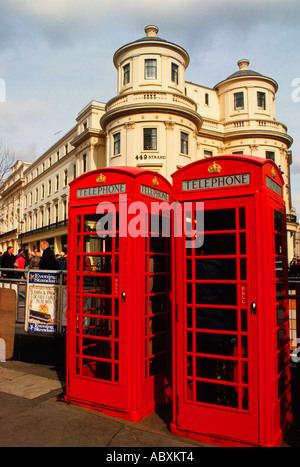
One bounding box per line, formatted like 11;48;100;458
0;240;67;278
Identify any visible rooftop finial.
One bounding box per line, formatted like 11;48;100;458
145;25;159;37
237;59;250;70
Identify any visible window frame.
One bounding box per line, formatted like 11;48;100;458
171;63;179;84
266;151;275;161
123;63;130;86
234;92;244;110
257;91;266;110
82;154;87;173
145;59;157;80
113;132;121;155
181;131;189;155
143;128;157;151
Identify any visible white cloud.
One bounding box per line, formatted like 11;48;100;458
0;100;47;132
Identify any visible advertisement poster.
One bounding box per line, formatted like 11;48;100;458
25;272;61;333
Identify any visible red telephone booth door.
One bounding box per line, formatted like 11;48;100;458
173;195;260;445
67;202;129;410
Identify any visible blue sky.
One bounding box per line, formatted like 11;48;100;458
0;0;300;214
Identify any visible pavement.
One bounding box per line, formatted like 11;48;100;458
0;325;299;448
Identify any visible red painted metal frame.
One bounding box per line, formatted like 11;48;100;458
170;155;292;447
65;167;172;422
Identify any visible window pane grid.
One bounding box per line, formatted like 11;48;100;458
143;128;157;150
183;206;250;411
145;59;157;79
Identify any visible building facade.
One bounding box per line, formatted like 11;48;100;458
0;25;298;261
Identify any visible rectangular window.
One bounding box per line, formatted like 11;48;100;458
171;63;179;84
48;180;52;195
83;154;87;173
145;59;157;79
144;128;157;151
63;199;67;221
181;132;189;155
64;170;68;187
204;150;213;158
257;91;266;109
56;175;59;191
234;92;244;110
266;151;275;161
113;132;120;155
41;184;45;199
123;64;130;85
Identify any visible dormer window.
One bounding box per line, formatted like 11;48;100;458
145;59;157;79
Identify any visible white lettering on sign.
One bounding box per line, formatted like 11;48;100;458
266;176;281;196
182;173;250;191
77;183;126;198
140;184;169;201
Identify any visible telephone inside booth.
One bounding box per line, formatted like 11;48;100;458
170;155;292;447
65;167;173;421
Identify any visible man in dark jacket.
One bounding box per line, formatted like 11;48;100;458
0;246;16;278
39;240;57;270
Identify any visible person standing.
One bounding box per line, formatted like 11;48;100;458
39;241;57;270
57;252;67;270
0;246;16;278
29;251;41;269
14;250;26;278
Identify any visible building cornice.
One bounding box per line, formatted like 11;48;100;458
70;128;106;148
223;129;293;148
101;102;203;131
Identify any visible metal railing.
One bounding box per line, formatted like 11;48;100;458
0;268;66;324
1;269;300;350
0;269;28;323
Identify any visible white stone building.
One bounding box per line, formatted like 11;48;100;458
0;25;298;260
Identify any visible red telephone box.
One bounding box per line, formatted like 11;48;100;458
170;155;292;447
65;167;172;421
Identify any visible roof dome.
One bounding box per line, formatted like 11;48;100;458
113;25;190;68
214;59;278;91
226;59;262;79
